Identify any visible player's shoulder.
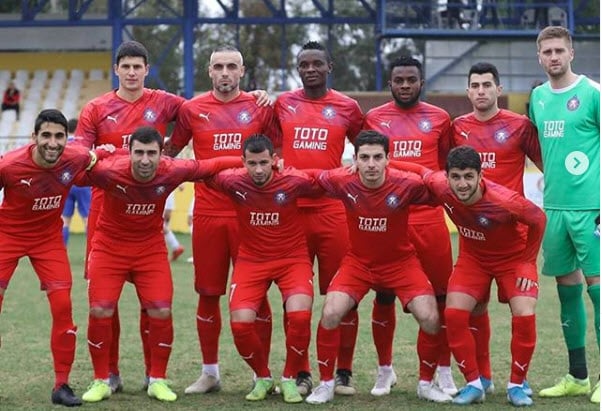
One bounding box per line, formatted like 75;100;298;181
181;91;212;108
366;101;394;117
483;178;520;203
498;108;530;124
0;144;31;163
418;101;450;118
580;75;600;92
387;167;425;183
144;88;185;103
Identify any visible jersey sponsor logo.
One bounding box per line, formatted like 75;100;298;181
32;195;62;211
566;95;580;111
459;130;470;139
274;190;288;204
250;211;279;226
542;120;564;138
125;203;156;215
19;178;33;187
418;118;432;132
322;105;336;120
237;110;252;124
457;225;486;241
479;152;496;169
61;171;73;184
292;127;328;150
358;216;387;232
393;140;422;158
213;133;242;150
494;129;509;143
386;194;400;208
143;108;157;122
198;112;210;121
106;115;118;124
287;104;298;113
121;134;131;148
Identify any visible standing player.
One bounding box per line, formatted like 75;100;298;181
164;45;281;394
78;127;241;403
62;118;92;245
362;56;455;399
74;40;186;392
274;40;363;395
529;26;600;404
451;61;542;394
391;146;546;406
208;134;319;403
0;109;101;407
305;130;446;404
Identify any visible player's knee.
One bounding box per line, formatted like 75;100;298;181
509;297;537;316
320;304;345;330
472;302;488;315
375;291;396;305
89;305;114;318
147;307;172;319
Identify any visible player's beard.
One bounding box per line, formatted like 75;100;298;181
38;144;64;165
392;91;420;109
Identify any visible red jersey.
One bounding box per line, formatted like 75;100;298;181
170;91;282;217
73;88;184;209
275;88;363;209
208;167;321;262
363;101;452;224
82;155;240;243
423;170;545;277
0;144;93;239
317;167;431;266
451;109;541;194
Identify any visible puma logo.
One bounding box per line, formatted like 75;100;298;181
380;120;391;129
20;178;32;187
287;104;298;113
460;131;470;139
199;112;210;121
106;115;118;123
116;184;127;194
347;192;358;204
235;190;247;200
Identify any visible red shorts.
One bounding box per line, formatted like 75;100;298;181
448;254;539;303
300;204;349;295
408;222;453;297
87;235;173;309
328;254;435;311
229;257;314;312
0;232;72;291
192;214;239;295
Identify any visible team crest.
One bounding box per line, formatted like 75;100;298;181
274;190;287;204
386;194;400;208
494;129;508;143
322;106;336;120
237;110;252;124
418;119;432;132
566;95;580;111
477;215;490;227
60;171;73;184
155;186;166;195
143;108;157;122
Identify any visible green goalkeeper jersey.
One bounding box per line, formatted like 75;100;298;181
529;75;600;210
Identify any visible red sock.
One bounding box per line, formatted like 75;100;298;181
140;309;151;377
316;323;339;381
256;297;273;365
109;305;120;375
510;315;536;384
148;316;173;379
469;311;492;379
445;307;479;382
437;302;452;367
417;329;441;381
196;296;222;365
337;309;358;371
283;310;311;378
87;315;112;380
48;289;77;388
372;300;396;366
231;321;270;378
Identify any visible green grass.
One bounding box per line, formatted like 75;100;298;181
0;233;598;410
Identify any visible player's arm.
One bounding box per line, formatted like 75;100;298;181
388;160;432;177
164;110;191;158
71;103;98;148
346;101;364;143
190;156;242;181
437;120;453;170
249;89;272;107
521;121;543;172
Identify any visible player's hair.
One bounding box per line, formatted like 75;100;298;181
354;130;389;156
446;146;482;173
67;118;78;134
243;134;274;156
115;40;149;65
536;26;572;50
129;126;164;151
468;62;500;86
34;109;68;135
298;41;332;63
390;55;423;79
210;45;244;66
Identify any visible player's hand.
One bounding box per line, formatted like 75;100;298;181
345;162;357;174
274;158;284;172
250;89;272;107
96;144;116;153
516;277;538;292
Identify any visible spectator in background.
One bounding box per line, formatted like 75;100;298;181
2;81;20;120
62;118;92;245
